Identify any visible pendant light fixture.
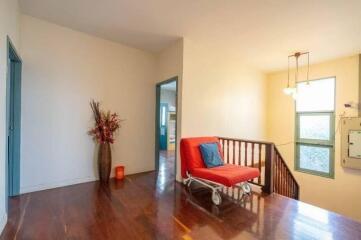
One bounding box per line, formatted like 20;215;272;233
283;52;310;99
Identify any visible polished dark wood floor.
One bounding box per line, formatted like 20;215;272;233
1;152;361;240
159;150;175;181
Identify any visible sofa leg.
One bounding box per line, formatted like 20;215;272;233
187;179;193;187
182;178;189;185
212;191;222;205
241;182;252;194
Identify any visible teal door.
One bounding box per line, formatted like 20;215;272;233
159;103;168;150
6;38;22;201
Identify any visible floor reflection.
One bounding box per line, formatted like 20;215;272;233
292;201;334;240
176;183;265;239
156;150;175;193
2;155;361;240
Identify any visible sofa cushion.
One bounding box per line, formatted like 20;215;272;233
191;164;260;187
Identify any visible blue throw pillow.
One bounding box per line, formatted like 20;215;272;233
199;143;224;168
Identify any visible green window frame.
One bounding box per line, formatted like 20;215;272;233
295;112;335;178
295;77;336;178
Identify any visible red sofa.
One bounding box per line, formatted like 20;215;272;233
180;137;260;204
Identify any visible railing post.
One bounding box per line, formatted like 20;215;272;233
295;184;299;200
262;143;274;194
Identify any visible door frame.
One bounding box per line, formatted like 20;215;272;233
155;76;178;174
6;36;22;204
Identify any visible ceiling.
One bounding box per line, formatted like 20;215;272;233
20;0;361;71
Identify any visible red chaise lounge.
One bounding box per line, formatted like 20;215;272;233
180;137;260;205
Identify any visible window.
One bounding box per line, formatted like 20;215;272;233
295;77;335;178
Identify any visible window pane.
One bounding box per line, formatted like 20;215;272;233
299;115;330;140
296;78;335;112
299;145;330;173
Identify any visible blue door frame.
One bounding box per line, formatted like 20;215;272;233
6;37;22;207
155;77;178;172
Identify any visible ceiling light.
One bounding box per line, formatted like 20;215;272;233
283;52;310;99
283;87;296;95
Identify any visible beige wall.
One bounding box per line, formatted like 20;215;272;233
182;39;266;139
0;0;20;232
156;39;183;180
266;55;361;221
156;39;267;181
20;15;157;193
157;39;183;83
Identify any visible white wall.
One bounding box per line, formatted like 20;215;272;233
182;39;266;140
0;0;20;232
20;15;157;193
266;55;361;222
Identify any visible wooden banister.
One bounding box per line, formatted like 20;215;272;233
273;146;299;199
218;137;299;200
262;143;274;194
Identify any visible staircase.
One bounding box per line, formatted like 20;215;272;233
219;137;299;200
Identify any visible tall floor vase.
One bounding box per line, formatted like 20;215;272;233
98;142;111;183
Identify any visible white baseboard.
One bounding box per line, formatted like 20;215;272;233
0;213;7;235
20;176;97;194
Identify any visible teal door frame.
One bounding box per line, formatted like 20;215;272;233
155;77;178;173
6;36;22;205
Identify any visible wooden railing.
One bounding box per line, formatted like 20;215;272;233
218;137;299;200
273;147;299;199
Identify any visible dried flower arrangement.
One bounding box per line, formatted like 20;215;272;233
88;100;121;144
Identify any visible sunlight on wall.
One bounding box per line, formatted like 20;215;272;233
266;55;361;222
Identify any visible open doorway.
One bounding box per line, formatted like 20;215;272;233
155;77;178;180
6;37;22;205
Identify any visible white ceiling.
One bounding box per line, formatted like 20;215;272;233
20;0;361;71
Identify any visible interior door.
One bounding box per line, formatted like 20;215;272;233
7;43;22;198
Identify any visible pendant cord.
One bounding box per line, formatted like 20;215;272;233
295;55;299;83
307;52;310;84
286;52;310;90
287;56;290;88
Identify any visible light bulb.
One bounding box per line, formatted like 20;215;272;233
283;87;296;95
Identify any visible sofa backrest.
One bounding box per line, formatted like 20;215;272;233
180;137;223;178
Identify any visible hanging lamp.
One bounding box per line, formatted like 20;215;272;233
283;52;310;99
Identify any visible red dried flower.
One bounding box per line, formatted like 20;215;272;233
88;100;122;144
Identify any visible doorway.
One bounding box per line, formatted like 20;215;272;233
6;37;22;202
155;77;178;180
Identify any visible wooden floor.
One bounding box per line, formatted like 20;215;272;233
1;153;361;239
